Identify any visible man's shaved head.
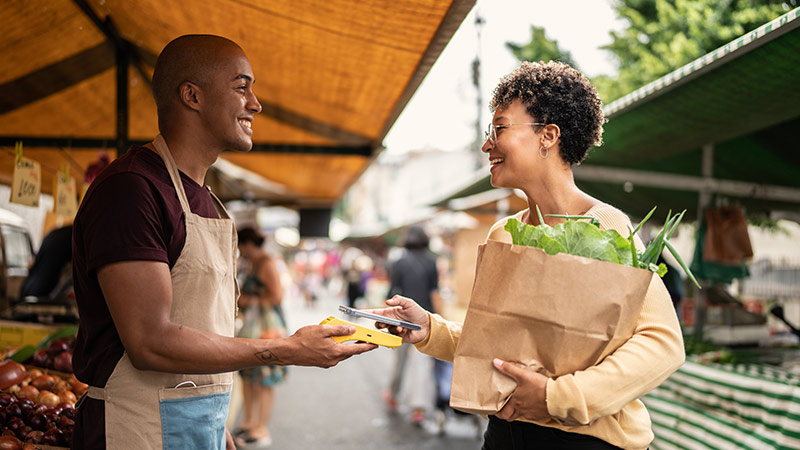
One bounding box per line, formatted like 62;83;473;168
152;34;244;118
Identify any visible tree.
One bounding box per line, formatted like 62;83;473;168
598;0;793;102
506;25;578;68
505;0;794;103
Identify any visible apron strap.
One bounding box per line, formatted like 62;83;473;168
205;186;231;220
152;134;192;215
86;385;107;400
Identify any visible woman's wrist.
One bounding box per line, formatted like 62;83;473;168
413;312;434;346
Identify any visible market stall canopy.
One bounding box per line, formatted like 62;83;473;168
435;8;800;223
0;0;475;205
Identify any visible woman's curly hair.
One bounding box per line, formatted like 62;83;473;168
489;61;604;165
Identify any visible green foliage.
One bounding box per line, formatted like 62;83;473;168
504;206;700;282
683;333;722;355
9;345;36;363
503;0;793;103
505;25;579;67
748;214;791;236
597;0;792;102
37;325;78;349
505;206;699;286
505;217;635;265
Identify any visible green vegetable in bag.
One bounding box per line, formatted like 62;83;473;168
505;206;700;287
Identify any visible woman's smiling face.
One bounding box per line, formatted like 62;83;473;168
482;99;546;189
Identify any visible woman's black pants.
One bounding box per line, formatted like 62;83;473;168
482;416;624;450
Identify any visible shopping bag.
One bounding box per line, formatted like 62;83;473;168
450;240;654;415
703;205;753;265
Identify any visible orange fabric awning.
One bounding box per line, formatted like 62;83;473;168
0;0;475;203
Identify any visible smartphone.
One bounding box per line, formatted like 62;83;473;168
338;305;422;331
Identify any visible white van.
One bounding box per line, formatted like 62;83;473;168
0;209;35;312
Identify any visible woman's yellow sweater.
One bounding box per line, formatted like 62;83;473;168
416;204;685;450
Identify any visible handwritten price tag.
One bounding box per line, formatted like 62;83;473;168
9;157;41;207
53;174;78;218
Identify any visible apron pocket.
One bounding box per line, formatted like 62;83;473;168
159;382;232;450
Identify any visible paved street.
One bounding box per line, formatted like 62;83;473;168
234;293;486;450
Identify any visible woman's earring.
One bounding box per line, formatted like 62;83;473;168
539;145;549;159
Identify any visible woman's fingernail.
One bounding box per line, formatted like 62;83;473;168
493;358;503;368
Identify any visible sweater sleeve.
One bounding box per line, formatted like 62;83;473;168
414;210;524;361
545;205;686;425
414;313;462;362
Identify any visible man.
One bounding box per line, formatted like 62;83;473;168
71;35;376;449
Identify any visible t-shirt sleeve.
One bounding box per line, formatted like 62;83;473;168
81;172;171;272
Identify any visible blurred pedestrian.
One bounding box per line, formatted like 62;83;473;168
235;227;288;447
19;225;73;302
383;225;440;425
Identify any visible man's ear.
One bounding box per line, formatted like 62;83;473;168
178;81;202;112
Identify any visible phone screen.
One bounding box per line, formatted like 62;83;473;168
338;305;422;330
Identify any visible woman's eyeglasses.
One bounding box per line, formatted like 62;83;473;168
484;122;547;145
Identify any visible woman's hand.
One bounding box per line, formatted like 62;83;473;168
493;358;549;422
368;295;431;345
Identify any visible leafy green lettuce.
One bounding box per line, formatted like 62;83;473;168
504;206;689;279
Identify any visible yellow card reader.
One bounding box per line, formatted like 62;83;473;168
319;316;402;348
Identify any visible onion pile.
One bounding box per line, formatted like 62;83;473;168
0;364;86;448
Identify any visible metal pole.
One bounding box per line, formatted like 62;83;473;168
693;142;714;339
116;42;130;156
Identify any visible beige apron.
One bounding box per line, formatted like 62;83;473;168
86;135;238;449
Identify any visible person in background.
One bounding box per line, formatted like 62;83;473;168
19;225;73;302
234;227;287;448
383;225;440;426
71;34;375;449
371;61;684;450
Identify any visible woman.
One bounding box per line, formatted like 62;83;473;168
235;227;288;448
373;61;684;450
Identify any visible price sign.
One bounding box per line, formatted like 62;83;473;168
9;157;41;207
53;173;78;218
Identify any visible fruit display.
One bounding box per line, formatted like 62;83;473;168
0;326;86;449
25;338;74;375
0;360;84;448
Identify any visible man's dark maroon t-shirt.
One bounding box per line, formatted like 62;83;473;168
71;145;219;448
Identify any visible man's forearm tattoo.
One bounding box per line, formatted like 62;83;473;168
255;348;280;364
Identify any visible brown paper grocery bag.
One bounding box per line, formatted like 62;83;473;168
450;240;653;415
703;205;753;264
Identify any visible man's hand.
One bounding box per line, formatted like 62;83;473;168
275;324;377;368
368;296;431;344
493;358;549;422
225;427;236;449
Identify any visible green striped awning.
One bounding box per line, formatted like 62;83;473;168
644;359;800;450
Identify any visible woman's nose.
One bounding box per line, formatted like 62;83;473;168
480;138;492;153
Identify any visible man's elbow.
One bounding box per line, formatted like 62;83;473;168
125;345;163;371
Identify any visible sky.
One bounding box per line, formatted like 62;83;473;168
383;0;625;154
